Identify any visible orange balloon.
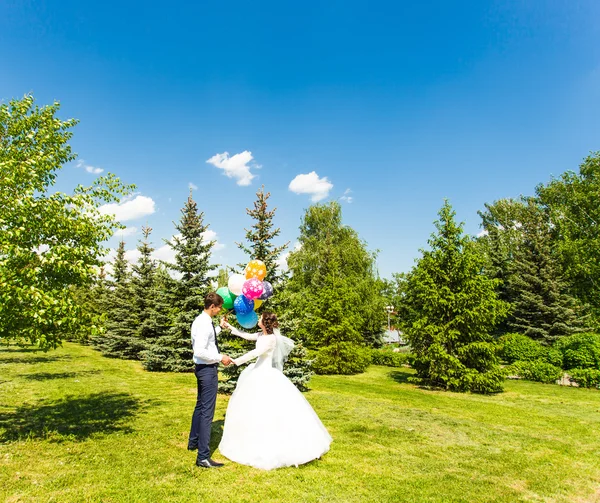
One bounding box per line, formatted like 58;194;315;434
245;259;267;280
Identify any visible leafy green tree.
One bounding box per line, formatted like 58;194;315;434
283;202;386;374
70;266;110;343
141;192;217;372
236;185;289;285
536;152;600;322
0;95;133;350
402;200;509;393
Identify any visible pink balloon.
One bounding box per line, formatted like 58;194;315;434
242;278;264;300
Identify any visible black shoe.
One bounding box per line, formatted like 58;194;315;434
196;458;224;468
187;445;198;451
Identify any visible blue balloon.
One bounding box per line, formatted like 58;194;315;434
259;281;274;300
234;294;254;315
236;310;258;329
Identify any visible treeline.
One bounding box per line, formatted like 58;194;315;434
2;95;599;393
84;188;388;388
389;153;600;392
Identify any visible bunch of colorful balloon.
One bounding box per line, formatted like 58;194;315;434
215;259;275;329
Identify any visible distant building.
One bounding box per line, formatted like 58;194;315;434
383;329;407;345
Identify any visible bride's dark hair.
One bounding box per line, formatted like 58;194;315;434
261;311;279;334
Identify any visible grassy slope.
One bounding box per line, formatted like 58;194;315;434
1;343;599;503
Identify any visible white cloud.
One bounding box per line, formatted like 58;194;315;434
154;243;177;264
206;151;257;186
340;188;353;203
189;182;198;191
274;241;301;272
76;159;104;175
275;252;289;272
99;248;117;277
124;248;141;264
151;231;225;268
104;229;225;280
114;226;138;237
202;229;225;251
117;245;175;269
477;229;488;238
99;195;156;222
288;172;333;202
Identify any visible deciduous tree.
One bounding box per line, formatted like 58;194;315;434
0;95;132;350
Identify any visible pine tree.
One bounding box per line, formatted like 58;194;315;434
130;226;169;347
139;265;177;370
403;200;509;393
236;185;289;285
506;201;586;343
141;192;217;372
93;240;140;359
283;343;314;391
477;198;529;335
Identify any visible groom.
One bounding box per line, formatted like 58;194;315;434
188;292;233;468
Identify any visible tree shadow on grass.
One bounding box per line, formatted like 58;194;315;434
388;369;414;385
0;351;72;365
23;370;101;381
0;391;148;443
0;346;47;353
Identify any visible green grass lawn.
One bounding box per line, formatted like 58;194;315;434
1;343;599;503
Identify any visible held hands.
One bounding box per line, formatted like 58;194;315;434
220;317;231;330
221;354;234;366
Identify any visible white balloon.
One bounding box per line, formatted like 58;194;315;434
228;273;246;296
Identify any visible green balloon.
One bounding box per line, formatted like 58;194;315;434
216;287;235;310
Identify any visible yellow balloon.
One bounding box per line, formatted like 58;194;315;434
245;259;267;280
253;299;263;310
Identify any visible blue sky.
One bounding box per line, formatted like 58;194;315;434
2;0;599;278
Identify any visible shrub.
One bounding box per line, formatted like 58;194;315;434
370;348;411;367
498;333;562;367
568;368;600;389
460;367;506;394
409;343;504;394
554;333;600;370
506;360;563;384
313;343;372;375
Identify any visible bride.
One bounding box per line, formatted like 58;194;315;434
218;311;332;470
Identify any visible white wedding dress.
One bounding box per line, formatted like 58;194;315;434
218;329;332;470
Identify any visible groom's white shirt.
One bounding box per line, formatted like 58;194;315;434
191;311;222;364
